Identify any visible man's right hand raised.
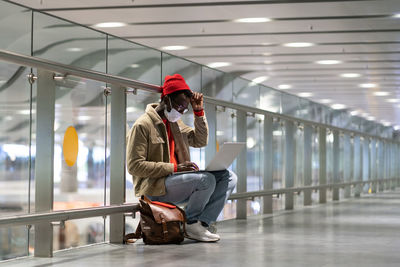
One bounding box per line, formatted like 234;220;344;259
176;161;199;172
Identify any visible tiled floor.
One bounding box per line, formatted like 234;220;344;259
3;191;400;267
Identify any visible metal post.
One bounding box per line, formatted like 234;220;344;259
205;103;217;167
385;142;390;190
343;134;351;198
378;141;384;192
362;137;370;193
263;115;273;214
391;143;396;191
285;120;295;210
332;130;340;201
319;127;327;203
34;69;55;257
354;136;361;197
303;125;312;206
371;139;377;193
397;144;400;188
110;85;126;243
236;110;247;219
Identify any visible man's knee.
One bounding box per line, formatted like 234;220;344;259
198;172;216;191
228;170;238;190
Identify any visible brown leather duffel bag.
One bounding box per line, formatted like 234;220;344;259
124;195;186;245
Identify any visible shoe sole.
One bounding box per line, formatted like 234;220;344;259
184;234;220;242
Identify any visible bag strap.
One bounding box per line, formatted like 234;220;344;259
123;223;142;244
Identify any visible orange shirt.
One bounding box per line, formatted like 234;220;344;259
162;118;178;172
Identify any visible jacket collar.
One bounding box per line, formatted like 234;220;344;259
145;103;165;125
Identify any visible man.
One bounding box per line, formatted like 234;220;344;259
126;74;237;242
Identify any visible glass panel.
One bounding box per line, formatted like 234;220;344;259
53;78;106;211
312;128;320;204
281;92;299;117
216;107;236;221
126;90;160;202
161;53;201;92
107;37;162;86
53;217;105;251
33;12;106;72
0;62;33;260
259;86;280;113
246;115;262;192
0;1;31;55
232;77;259;107
201;67;232;101
295;127;304;188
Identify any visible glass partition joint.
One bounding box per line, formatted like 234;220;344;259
343;134;351;198
332;130;340;201
110;85;126;243
236;110;247;219
285;120;295;210
263;115;273;213
353;136;362;197
34;69;56;257
303;125;312;206
319;127;327;203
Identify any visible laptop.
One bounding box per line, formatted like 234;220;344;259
175;142;246;174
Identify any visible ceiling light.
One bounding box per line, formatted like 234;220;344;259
331;104;346;110
350;110;359;116
262;52;272;56
366;116;375;121
94;22;127;28
361;113;369;118
126;107;137;113
393;14;400;18
263;60;273;64
278;84;292;89
394;125;400;131
66;47;83;52
373;91;390;96
161;45;188;51
207;62;232;68
78;116;91;121
130;64;140;68
283;42;314;47
340;73;361;78
386;98;400;103
17;110;35;115
251;76;269;84
298;92;313;98
234;18;271;23
316;60;342;65
359;83;377;88
383;121;392;127
320;99;332;104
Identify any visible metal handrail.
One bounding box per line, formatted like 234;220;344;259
0;49;396;143
0;203;139;227
229;178;398;200
0;178;396;227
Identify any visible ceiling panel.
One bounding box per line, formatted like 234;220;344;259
8;0;400;128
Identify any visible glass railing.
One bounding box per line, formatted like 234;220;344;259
0;0;399;261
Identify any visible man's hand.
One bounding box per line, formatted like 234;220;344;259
190;92;204;111
177;161;199;172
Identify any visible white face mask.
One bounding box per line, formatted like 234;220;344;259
164;100;182;122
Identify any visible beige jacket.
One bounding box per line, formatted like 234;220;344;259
126;103;208;196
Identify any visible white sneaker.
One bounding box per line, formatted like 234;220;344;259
185;221;220;242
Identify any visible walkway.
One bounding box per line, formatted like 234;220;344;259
3;191;400;267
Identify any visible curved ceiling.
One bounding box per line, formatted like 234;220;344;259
9;0;400;128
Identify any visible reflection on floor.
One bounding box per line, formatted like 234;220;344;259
3;191;400;267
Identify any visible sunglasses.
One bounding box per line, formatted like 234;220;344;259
169;96;188;114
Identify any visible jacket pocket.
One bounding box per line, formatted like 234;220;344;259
150;135;165;144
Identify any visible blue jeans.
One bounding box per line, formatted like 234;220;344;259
148;170;237;225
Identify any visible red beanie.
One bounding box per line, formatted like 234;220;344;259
161;74;191;99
